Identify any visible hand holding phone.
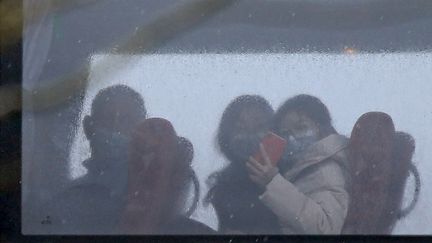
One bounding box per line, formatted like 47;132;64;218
247;135;287;188
252;132;287;166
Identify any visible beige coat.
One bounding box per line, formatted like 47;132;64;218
259;134;350;234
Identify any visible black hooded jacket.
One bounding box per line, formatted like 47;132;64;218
208;163;282;234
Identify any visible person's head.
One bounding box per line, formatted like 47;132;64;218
83;85;146;163
218;95;274;163
273;94;336;151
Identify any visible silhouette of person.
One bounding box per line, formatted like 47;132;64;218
42;85;147;234
266;94;349;234
205;95;281;234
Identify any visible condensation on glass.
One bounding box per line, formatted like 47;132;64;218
21;0;432;235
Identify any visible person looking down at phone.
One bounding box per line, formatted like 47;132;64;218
205;95;283;234
248;94;350;234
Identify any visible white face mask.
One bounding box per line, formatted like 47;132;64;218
295;128;317;139
283;129;319;155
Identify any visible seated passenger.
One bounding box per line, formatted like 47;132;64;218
206;95;281;234
38;85;147;234
260;94;350;234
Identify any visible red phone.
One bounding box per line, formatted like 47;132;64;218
253;132;287;166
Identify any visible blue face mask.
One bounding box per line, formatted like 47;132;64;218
87;128;130;195
91;128;130;163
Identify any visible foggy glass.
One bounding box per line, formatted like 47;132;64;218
22;0;432;235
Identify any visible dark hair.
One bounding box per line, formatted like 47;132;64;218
204;95;282;233
273;94;336;138
91;84;146;117
217;95;274;163
178;137;194;165
177;137;201;218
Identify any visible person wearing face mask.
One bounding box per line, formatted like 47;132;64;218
245;94;350;234
205;95;283;234
39;85;147;234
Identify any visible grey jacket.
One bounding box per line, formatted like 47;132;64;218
259;134;350;234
